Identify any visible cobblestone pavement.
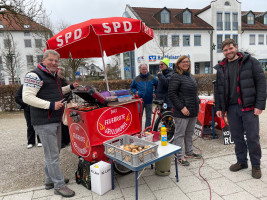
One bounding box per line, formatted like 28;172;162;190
0;110;267;200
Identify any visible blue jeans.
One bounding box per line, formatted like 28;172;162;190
34;122;65;189
227;104;261;166
142;103;152;129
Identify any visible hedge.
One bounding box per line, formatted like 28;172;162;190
1;72;266;112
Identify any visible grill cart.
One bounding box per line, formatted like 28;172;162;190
66;86;143;177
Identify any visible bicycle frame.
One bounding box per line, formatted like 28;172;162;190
143;104;171;133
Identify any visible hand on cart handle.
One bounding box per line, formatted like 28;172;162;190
55;101;64;110
72;80;79;89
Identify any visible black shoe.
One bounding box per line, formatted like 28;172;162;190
177;159;190;166
185;153;202;159
45;178;69;190
252;166;261;179
54;186;75;198
229;163;248;172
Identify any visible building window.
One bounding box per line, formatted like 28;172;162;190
160;10;170;24
183;35;190;46
194;35;201;46
225;1;230;6
247;13;254;25
249;34;255;45
217;35;223;52
0;56;2;72
233;13;238;30
233;34;238;46
183;10;191;24
4;39;11;48
26;55;34;66
24;39;32;48
225;12;231;30
172;35;179;47
259;35;264;45
264;14;267;25
225;34;231;39
217;12;223;30
195;63;200;74
35;39;42;48
24;31;30;36
160;35;168;47
37;55;43;63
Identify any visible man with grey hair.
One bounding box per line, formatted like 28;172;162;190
23;49;79;197
130;64;158;129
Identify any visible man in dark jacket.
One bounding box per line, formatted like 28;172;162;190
214;39;266;179
130;64;158;128
15;84;42;149
23;50;79;197
156;57;173;110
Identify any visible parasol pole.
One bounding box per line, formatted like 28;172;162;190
97;35;109;91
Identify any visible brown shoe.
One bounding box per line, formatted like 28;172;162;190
229;163;248;172
252;166;261;179
45;178;69;190
54;186;75;198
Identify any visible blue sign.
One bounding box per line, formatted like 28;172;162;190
75;71;80;75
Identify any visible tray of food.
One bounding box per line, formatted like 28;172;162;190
103;134;158;167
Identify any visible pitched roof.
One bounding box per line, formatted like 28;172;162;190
131;7;213;30
241;11;267;30
0;11;51;32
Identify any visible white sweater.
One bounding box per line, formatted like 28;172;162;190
22;72;72;109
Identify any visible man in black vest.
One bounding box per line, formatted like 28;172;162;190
214;39;266;179
23;50;79;197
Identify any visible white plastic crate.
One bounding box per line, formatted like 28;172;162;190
103;135;158;167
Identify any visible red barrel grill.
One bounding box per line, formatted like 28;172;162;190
66;86;142;162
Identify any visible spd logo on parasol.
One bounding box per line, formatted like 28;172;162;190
69;123;90;157
97;106;132;137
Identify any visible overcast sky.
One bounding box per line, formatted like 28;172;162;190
40;0;266;67
42;0;267;28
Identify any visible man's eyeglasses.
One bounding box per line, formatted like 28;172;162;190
159;64;164;66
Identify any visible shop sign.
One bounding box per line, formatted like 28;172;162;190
69;123;90;157
97;106;132;137
148;54;190;62
137;56;144;63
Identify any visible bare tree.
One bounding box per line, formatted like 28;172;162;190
1;33;21;84
107;55;121;80
0;0;45;28
150;24;181;58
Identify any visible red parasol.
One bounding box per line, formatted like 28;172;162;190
46;17;154;90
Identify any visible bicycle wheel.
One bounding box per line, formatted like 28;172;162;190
153;111;175;143
113;161;132;175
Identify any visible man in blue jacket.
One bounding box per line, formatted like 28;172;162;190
131;64;158;129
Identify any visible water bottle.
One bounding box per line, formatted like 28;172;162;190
161;125;167;146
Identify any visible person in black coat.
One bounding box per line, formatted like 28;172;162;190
156;57;173;110
58;67;71;148
15;85;42;148
214;39;266;179
168;55;201;166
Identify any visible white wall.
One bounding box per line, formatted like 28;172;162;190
0;31;44;84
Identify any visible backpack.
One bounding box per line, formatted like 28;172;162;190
75;157;95;190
